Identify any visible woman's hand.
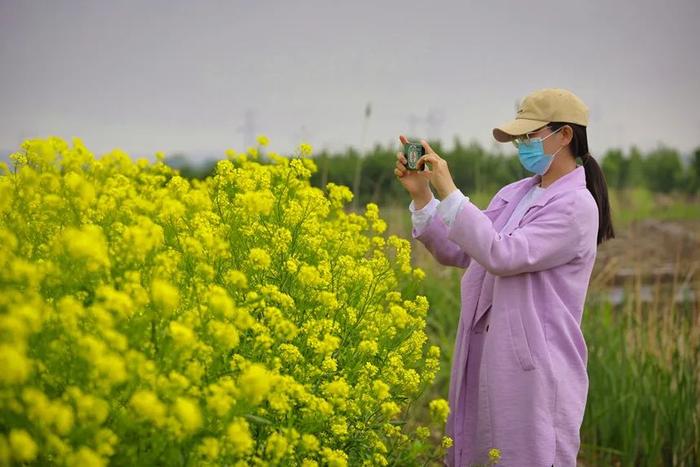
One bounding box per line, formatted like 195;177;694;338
416;140;458;199
394;135;431;198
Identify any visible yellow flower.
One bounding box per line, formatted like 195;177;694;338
0;345;31;384
93;353;128;386
324;378;350;398
60;224;111;272
239;363;273;405
50;402;74;435
256;134;270;147
300;434;320;452
129;390;166;427
441;436;453;448
412;267;426;281
66;446;105;467
365;203;380;221
381;401;401;418
321;356;338;372
358;340;379;356
94;428;118;457
320;447;348;467
227;418;254;456
173;397;202;435
326;182;353;208
297;264;322;287
373;453;389;466
236;190;274;216
66;387;108;424
151;278;180;315
310;332;340;356
489;447;502;463
198;437;220;460
208;320;240;349
169;321;196;348
225;269;248;289
372;380;390;401
415;426;430;439
121;216;164;262
299;142;313;157
389;304;411;329
265;431;289;462
429;398;450;424
9;429;37;462
248;248;271;269
331;418;348;437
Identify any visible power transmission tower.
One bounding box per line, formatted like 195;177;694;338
236;109;257;151
407;114;420;138
425;108;446;141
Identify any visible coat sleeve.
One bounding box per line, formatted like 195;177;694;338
412;209;472;268
446;194;584;276
412;191;503;269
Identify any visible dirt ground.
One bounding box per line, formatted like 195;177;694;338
591;218;700;289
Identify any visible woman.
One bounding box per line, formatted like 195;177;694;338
394;88;614;467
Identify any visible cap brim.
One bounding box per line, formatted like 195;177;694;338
492;118;550;143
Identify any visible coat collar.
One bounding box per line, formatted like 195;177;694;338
497;164;587;208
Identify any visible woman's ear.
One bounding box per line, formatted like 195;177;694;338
562;125;574;146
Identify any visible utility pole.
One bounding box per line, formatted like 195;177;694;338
352;102;371;211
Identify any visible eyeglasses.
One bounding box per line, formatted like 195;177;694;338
511;126;551;148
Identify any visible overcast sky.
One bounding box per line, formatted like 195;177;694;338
1;0;699;162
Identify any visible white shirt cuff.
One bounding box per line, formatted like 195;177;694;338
436;188;469;228
409;194;440;235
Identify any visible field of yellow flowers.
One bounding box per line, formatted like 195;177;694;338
0;136;458;466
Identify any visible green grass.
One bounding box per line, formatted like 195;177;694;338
609;187;700;224
580;293;700;466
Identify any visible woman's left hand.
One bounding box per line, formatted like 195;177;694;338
417;139;459;199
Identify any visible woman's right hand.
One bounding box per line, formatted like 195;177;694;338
395;134;431;198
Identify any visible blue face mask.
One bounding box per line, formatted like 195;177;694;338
516;127;565;175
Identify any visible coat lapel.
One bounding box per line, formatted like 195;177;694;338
501;165;587;235
469;165;587;328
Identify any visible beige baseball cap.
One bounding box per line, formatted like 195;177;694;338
492;88;589;143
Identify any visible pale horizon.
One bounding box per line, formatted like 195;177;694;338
2;0;699;163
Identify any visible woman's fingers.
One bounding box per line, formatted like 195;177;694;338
396;151;406;164
418;153;440;166
394;167;406;178
420;139;436;154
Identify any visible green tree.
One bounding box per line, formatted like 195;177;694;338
642;145;684;193
601;148;626;189
625;146;646;190
689;147;700;194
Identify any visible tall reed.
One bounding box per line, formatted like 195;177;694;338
581;265;700;466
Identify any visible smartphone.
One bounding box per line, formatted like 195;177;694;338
403;142;426;171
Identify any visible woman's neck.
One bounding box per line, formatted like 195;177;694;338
540;161;577;188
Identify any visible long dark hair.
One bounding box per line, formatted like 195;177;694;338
548;121;615;245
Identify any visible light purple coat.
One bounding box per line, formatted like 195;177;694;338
413;166;598;467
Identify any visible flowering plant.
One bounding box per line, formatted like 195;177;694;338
0;136;450;466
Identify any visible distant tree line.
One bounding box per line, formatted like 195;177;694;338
169;140;700;207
